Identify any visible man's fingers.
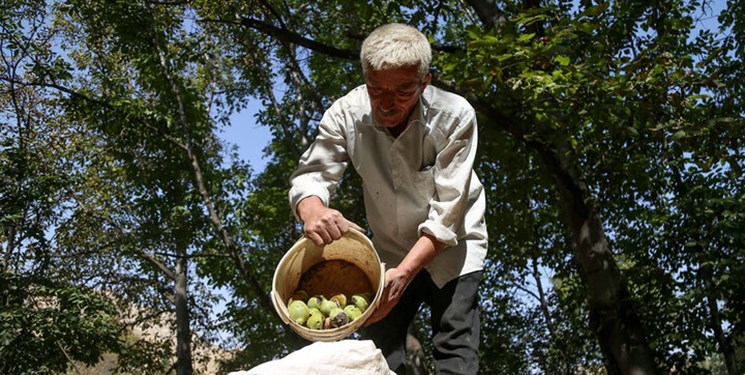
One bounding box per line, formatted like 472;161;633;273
337;219;362;235
306;225;339;246
306;231;326;247
348;220;364;232
305;217;364;247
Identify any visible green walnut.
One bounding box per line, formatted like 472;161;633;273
308;307;322;317
320;298;338;316
343;305;362;321
351;293;370;312
307;295;325;310
305;312;324;330
330;293;347;308
288;300;309;325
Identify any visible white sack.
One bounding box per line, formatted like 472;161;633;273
228;339;395;375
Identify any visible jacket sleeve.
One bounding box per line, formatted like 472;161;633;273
288;104;350;221
418;102;479;247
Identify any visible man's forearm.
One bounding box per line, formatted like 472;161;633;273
397;233;447;279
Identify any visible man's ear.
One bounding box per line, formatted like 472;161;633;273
421;72;432;89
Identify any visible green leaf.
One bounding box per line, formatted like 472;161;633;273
585;2;610;17
518;33;536;42
555;55;570;66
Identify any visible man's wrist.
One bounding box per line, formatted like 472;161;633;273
296;195;324;221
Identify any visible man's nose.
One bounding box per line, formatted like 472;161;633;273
380;91;395;110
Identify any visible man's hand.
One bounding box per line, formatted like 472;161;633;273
363;267;411;326
297;196;363;246
362;233;445;326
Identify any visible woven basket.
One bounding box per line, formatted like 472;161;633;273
271;228;385;342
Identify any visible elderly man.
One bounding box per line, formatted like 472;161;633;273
288;23;488;375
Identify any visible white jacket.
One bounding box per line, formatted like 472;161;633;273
289;84;487;288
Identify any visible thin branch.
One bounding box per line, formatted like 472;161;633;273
0;77;189;150
532;257;569;360
238;17;359;60
513;283;541;302
69;192;178;281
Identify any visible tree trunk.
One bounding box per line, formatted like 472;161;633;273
538;146;659;375
174;254;193;375
702;263;740;375
406;322;430;375
532;256;571;374
452;2;662;370
455;87;660;373
670;165;740;375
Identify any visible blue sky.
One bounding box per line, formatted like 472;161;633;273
220;105;273;173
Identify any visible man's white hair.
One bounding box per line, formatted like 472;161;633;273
360;23;432;79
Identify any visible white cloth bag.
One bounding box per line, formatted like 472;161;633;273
229;339;395;375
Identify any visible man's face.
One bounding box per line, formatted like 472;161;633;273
365;65;430;129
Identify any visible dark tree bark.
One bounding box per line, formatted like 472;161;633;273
548;153;658;375
465;0;508;29
175;255;194;375
406;322;430;375
702;263;740;375
463;93;660;374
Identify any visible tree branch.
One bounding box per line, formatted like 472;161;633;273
464;0;508;29
0;77;189;150
532;257;569;360
69;192;178;281
238;17;359;60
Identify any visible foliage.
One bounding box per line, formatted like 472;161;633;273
0;273;121;374
444;1;744;373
